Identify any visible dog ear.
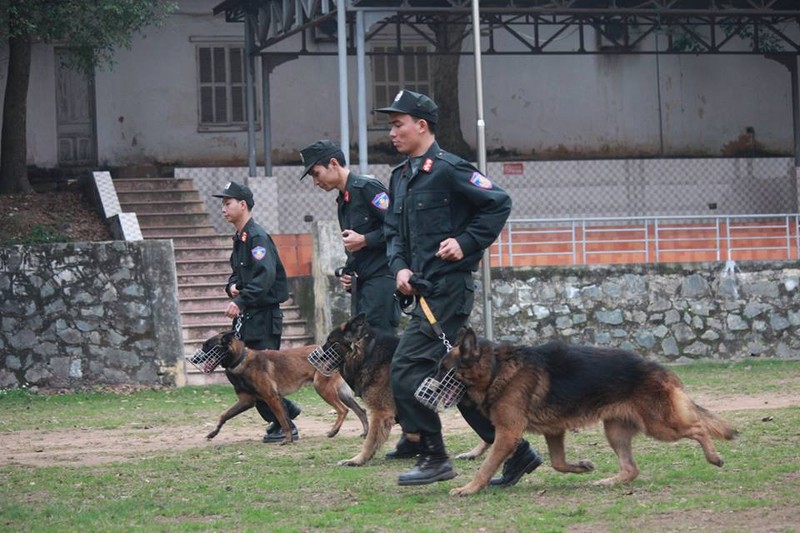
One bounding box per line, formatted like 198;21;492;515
221;330;235;345
346;313;368;340
459;327;479;362
454;326;469;347
350;313;367;328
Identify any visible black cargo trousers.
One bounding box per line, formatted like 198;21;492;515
389;271;496;443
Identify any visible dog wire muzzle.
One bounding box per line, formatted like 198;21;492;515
412;290;465;412
307;342;347;376
187;344;227;374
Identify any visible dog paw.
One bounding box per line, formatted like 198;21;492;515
593;476;622;486
578;460;595;472
205;431;218;440
338;457;365;467
326;429;341;438
454;452;478;461
450;483;482;496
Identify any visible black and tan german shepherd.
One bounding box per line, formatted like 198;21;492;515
319;314;400;465
441;327;738;496
196;331;369;445
320;314;490;465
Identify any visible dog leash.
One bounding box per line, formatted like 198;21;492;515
417;295;453;353
234;315;243;339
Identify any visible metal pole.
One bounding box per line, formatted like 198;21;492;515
791;57;800;168
356;11;368;173
471;0;493;340
337;0;349;165
261;55;272;176
244;12;257;179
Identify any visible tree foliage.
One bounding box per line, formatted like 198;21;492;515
0;0;177;194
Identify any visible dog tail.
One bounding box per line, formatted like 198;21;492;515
694;403;738;440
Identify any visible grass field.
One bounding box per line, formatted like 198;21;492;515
1;359;799;532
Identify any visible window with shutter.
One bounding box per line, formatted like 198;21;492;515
371;44;432;127
196;44;258;131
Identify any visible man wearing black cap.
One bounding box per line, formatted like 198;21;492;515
376;90;543;487
298;140;399;334
212;181;301;443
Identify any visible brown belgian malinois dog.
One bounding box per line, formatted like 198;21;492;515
441;327;738;496
195;330;369;444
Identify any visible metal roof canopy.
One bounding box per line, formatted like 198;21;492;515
213;0;800;176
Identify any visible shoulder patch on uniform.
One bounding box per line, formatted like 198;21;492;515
371;191;389;210
251;246;267;260
470;172;493;189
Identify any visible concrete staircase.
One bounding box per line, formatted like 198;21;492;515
114;178;314;385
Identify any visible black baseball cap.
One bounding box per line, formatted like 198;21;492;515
212;181;254;207
299;139;343;180
375;89;438;124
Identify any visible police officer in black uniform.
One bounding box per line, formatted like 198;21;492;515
299;139;400;333
212;181;302;443
376;90;543;486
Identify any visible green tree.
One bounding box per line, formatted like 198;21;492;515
0;0;176;194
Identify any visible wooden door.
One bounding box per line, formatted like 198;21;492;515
55;48;97;166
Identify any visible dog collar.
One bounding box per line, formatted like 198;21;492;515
229;347;248;369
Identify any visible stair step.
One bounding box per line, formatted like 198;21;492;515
134;213;211;227
119;200;208;215
118;190;202;203
173;236;231;248
142;227;219;238
176;261;230;275
113;178;196;192
174;249;229;261
177;273;229;286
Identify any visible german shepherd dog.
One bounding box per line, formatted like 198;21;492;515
319;314;399;465
320;314;490;465
195;331;369;445
442;328;738;496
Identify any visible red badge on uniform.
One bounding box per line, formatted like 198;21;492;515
240;231;248;242
344;190;351;203
422;158;434;173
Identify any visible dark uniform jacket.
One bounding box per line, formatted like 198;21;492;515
384;141;512;280
337;172;392;281
225;217;289;345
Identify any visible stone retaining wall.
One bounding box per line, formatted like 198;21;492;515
470;262;800;361
0;241;183;390
314;220;799;361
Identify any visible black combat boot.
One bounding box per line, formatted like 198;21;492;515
488;439;542;486
263;399;302;443
385;433;421;459
397;432;456;486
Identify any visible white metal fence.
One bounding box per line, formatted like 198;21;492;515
491;213;800;267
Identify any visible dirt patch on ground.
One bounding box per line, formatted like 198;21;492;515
0;190;112;245
1;391;797;469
